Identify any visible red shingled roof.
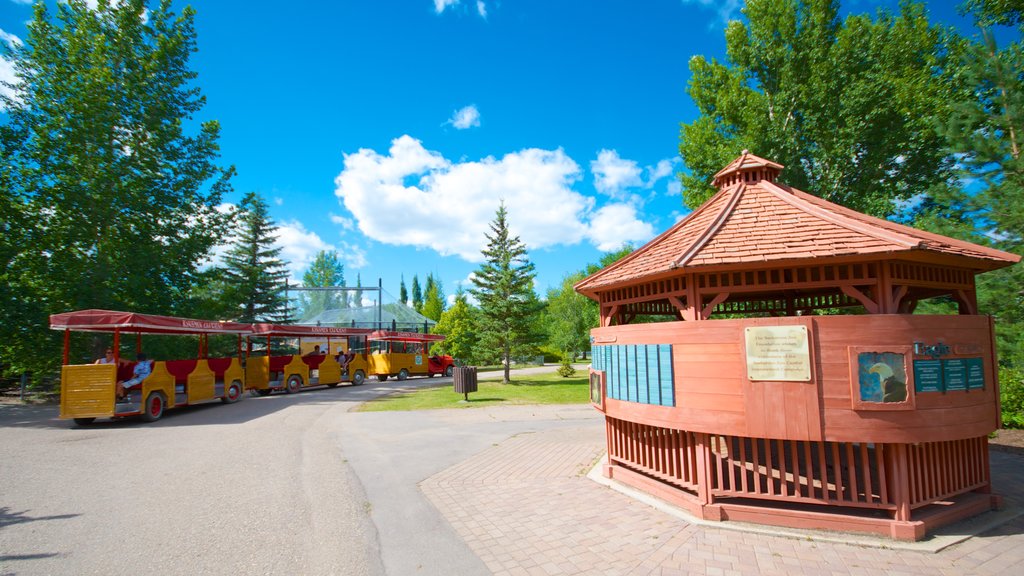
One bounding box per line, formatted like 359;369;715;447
576;153;1020;294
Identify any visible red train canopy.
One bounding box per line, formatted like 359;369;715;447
49;309;252;335
250;323;373;338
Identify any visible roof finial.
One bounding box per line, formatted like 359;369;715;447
741;149;749;155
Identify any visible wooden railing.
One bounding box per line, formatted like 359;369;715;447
605;417;990;515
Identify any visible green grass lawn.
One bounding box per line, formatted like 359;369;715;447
357;371;590;412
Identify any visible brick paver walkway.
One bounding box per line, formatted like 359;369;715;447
421;426;1024;576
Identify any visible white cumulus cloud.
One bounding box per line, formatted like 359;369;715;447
448;104;481;129
591;149;643;198
476;1;487;18
334;135;653;261
276;219;335;282
585;204;656;252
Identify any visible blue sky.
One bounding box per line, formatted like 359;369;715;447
0;0;1003;307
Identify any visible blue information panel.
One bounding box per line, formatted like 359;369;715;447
965;357;985;390
913;359;943;393
944;359;968;391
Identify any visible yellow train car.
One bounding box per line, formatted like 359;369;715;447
246;323;373;394
50;309;251;425
366;330;454;381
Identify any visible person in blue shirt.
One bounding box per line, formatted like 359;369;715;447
117;352;152;401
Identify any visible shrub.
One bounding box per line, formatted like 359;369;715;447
1001;366;1024;429
557;359;576;378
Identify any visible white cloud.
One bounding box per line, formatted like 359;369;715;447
591;149;643;198
276;219;334;282
329;213;355;231
273;196;284;206
666;180;683;196
680;0;743;24
585;204;656;252
476;1;487;18
447;104;481;130
336;240;368;270
336;135;657;261
433;0;459;14
648;159;674;183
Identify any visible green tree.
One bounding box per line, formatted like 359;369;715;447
679;0;962;216
221;192;290;323
0;0;233;375
298;250;345;322
353;273;363;308
399;275;409;306
546;271;594;361
411;275;423;312
432;290;477;362
470;204;544;383
421;274;446;321
916;2;1024;368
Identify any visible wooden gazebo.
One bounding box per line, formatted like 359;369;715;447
575;151;1020;541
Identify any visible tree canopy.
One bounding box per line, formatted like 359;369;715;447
679;0;962;217
298;250;346;322
0;0;233;375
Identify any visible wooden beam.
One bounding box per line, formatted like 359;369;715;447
956;289;978;315
840;284;880;314
891;285;909;312
701;292;730;320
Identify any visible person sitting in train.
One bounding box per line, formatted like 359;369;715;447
116;352;151;401
95;348;127;366
304;345;324;357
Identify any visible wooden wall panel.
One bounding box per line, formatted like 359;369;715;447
593;314;998;444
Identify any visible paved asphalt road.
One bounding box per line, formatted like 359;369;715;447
0;366;593;576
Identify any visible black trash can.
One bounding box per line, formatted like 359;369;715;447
453;366;478;400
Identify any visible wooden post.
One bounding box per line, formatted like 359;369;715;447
62;329;70;365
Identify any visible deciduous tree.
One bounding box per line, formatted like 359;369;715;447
679;0;961;217
0;0;233;375
432;290;476;362
298;250;345;322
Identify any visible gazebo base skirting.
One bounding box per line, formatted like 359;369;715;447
603;417;1001;541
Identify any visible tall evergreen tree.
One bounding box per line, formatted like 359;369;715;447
298;250;345;322
0;0;233;375
422;274;446;322
399;275;409;306
916;2;1024;367
222;192;290;323
470;204;544;383
432;290;476;362
679;0;962;216
351;273;363;308
411;275;423;313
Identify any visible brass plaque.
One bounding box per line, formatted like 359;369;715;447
745;325;811;381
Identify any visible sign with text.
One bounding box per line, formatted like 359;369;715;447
745;325;811;381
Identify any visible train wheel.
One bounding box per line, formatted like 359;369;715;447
398;369;409;381
285;375;302;394
352;370;365;386
141;392;165;422
444;365;454;377
73;417;95;426
222;380;243;403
